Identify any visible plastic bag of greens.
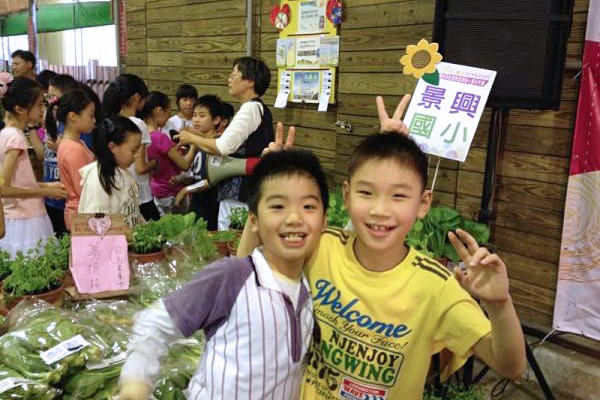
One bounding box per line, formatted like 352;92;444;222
0;364;59;399
152;337;204;400
0;301;109;385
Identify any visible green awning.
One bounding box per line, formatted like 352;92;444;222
1;2;113;36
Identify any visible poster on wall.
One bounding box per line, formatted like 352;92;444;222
276;39;296;67
319;36;340;67
274;0;339;107
403;62;496;162
298;0;327;34
292;71;321;103
296;37;320;66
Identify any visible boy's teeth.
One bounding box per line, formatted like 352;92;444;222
283;233;304;242
369;224;389;231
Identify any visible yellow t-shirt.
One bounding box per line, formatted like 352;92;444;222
302;228;491;400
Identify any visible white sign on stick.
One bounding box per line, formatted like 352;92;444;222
403;62;496;162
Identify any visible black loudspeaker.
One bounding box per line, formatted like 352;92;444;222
433;0;574;110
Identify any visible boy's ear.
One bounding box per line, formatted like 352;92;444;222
417;189;433;219
321;212;328;232
342;180;351;208
213;115;222;127
249;211;259;233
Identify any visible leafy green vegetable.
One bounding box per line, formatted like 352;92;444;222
130;212;208;254
0;248;11;281
3;249;64;297
209;229;238;242
327;188;350;228
153;339;204;400
405;206;490;262
228;207;248;230
0;364;59;399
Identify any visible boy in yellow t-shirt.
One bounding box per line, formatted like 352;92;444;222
240;98;526;400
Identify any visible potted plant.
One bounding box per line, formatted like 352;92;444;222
2;249;65;309
227;236;241;257
129;213;202;262
208;230;239;257
405;206;491;266
129;220;168;263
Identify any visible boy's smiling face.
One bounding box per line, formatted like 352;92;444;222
344;158;431;270
251;173;327;278
192;105;220;135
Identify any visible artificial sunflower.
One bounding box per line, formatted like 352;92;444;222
400;38;443;79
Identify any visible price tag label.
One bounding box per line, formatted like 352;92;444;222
0;377;34;394
40;334;90;365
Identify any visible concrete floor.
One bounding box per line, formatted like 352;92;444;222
474;337;600;400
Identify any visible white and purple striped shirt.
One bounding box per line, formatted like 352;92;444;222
120;248;313;400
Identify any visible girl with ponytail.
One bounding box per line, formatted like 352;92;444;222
78;116;145;228
46;89;96;231
102;74;160;221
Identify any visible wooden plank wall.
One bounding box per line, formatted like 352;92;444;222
126;0;590;333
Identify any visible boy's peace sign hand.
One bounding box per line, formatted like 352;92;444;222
376;94;411;135
449;229;510;304
262;122;295;156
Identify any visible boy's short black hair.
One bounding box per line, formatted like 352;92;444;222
233;57;271;97
11;50;36;67
176;84;198;106
194;94;222;119
348;134;429;191
36;69;57;90
220;101;235;122
48;74;79;93
247;149;329;215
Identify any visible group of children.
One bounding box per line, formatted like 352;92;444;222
0;56;268;256
0;54;527;399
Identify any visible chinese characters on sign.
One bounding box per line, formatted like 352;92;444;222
70;214;130;294
403;62;496;162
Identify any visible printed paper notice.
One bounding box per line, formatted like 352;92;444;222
276;38;296;68
319;36;340;67
298;0;326;34
296;37;320;67
292;71;321;103
403;62;496;162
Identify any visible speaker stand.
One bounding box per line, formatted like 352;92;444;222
473;107;555;400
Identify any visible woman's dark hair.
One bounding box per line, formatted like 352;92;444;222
139;91;170;121
45;89;94;140
102;74;149;117
36;69;57;91
93;115;141;195
1;77;43;114
48;74;78;93
233;57;271;97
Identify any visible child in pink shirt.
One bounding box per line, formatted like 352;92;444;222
0;77;66;257
141;91;196;215
48;89;96;231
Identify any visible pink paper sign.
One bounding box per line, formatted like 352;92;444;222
70;235;130;294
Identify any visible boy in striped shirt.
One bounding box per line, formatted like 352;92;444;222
119;149;328;400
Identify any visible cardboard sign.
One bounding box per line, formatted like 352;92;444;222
70;214;130;294
404;62;497;162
